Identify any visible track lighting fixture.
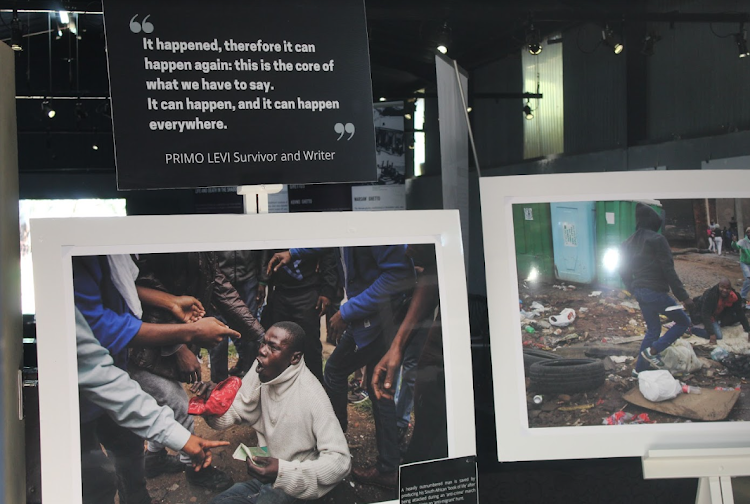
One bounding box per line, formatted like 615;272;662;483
526;24;543;55
10;10;23;51
523;101;534;120
641;31;661;56
435;22;452;54
735;25;750;58
602;25;624;55
42;101;56;119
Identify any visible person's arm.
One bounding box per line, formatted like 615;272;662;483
338;246;415;322
130;317;240;348
654;237;690;302
203;361;262;430
75;308;227;469
371;270;438;400
316;249;339;317
268;390;351;499
212;263;265;343
701;291;717;338
136;285;205;323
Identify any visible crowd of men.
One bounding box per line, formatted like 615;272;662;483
73;244;446;504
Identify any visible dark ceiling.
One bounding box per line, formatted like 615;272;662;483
1;1;749;127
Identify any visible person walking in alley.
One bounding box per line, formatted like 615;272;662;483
732;227;750;309
619;203;694;374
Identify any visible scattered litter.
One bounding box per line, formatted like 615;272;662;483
520;310;538;319
567;285;577;290
579;307;589;313
531;301;546;311
350;481;355;488
711;347;730;362
524;325;536;334
549;308;576;327
714;386;741;391
609;356;633;364
620;301;640;310
559;404;594;412
628;319;638;326
169;484;180;492
554;329;563;336
589;291;602;297
537;320;552;329
639;370;682;402
533;395;543;405
603;412;653;425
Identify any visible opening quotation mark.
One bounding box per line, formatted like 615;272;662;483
129;14;154;33
334;123;356;141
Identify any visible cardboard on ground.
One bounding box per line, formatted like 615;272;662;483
623;387;740;421
232;443;269;465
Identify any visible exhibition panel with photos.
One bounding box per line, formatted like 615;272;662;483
30;211;475;504
481;170;750;463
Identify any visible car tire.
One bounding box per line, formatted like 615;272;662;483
522;348;562;371
529;358;605;394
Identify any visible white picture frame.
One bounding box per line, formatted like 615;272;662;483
31;210;475;504
480;170;750;462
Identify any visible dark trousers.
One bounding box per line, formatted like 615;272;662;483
633;287;691;372
403;317;448;464
262;287;323;382
323;330;400;473
80;414;149;504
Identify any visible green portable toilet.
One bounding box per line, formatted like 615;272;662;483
513;203;554;282
596;199;662;288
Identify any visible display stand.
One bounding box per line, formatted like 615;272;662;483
643;448;750;503
237;184;284;214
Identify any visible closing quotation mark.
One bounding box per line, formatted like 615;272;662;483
129;14;154;33
334;123;356;141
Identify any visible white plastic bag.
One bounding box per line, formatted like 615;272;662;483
549;308;576;327
660;340;703;374
638;370;682;402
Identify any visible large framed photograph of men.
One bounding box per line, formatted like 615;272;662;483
31;211;474;504
481;170;750;462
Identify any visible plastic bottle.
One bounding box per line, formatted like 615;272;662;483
524;325;536;334
681;384;702;394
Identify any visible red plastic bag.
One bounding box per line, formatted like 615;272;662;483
188;376;242;416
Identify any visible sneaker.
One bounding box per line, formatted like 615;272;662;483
641;348;666;370
348;389;369;404
144;449;185;478
631;369;640;378
185;465;234;492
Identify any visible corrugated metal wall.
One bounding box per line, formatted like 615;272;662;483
523;36;564;159
563;23;628;155
471;56;524;168
647;0;750;141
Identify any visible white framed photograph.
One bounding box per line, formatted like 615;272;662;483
481;170;750;462
31;210;474;504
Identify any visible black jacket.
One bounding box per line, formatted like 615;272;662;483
619;203;689;301
693;284;750;336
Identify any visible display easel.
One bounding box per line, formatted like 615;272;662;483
643;448;750;503
236;184;284;214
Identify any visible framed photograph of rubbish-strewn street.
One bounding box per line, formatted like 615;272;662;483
31;210;474;504
481;170;750;462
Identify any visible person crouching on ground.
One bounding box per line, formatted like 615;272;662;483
197;321;351;504
619;203;694;373
688;278;750;345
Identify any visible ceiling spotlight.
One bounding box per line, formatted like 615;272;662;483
379;97;387;102
526;24;543;55
641;31;661;56
42;101;56;119
523;101;534;120
735;25;750;58
435;22;452;54
602;25;624;55
10;10;23;52
68;17;78;36
59;11;70;24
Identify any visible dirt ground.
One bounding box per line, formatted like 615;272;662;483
142;339;397;504
519;249;750;428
